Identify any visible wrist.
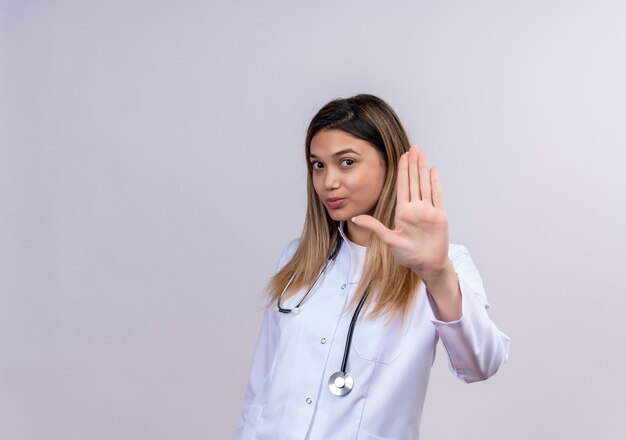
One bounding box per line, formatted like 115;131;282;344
417;259;455;286
421;260;462;321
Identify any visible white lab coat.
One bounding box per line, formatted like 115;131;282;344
235;222;510;439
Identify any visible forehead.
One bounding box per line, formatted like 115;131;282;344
309;129;376;157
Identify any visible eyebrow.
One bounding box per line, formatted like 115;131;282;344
309;148;361;159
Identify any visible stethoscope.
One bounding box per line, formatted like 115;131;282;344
275;238;371;396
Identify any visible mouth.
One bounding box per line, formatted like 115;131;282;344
326;198;345;209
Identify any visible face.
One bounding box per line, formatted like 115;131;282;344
309;129;387;224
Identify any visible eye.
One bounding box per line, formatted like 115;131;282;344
311;161;324;170
340;158;355;167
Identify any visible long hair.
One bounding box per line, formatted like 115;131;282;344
267;94;421;320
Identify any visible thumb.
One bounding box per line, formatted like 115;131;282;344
351;215;393;244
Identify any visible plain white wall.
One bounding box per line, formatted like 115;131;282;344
1;0;625;439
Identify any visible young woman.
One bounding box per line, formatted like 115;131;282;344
235;94;510;439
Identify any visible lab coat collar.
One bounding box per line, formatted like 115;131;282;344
337;220;367;250
337;221;367;283
337;220;349;243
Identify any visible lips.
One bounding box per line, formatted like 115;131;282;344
326;198;345;209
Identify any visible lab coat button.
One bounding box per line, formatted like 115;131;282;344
320;338;326;344
341;284;346;290
306;398;312;404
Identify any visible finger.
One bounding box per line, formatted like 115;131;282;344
418;151;432;204
351;215;394;244
408;146;419;202
396;152;410;204
431;166;445;209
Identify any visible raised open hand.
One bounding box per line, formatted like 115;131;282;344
351;146;450;278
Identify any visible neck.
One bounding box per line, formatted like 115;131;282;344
346;221;370;247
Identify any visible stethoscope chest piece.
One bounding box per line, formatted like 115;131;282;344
328;371;353;396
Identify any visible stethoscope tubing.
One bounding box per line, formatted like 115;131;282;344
340;287;370;373
274;236;369;396
276;238;342;314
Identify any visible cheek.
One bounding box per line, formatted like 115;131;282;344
350;175;375;202
366;170;386;200
363;170;385;192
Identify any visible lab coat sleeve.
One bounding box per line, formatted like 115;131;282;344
234;239;300;439
429;244;510;383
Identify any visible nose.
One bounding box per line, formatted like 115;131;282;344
323;167;340;190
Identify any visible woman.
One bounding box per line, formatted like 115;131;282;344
235;94;510;439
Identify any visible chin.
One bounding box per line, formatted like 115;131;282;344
325;209;352;222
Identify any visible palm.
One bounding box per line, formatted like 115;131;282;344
353;147;449;275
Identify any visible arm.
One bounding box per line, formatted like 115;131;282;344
234;239;299;439
350;147;509;382
234;308;281;438
428;245;510;383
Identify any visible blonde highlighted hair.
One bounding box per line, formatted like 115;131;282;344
267;94;421;320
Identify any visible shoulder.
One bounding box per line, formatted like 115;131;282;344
275;238;301;271
447;242;486;295
447;243;471;264
447;243;481;276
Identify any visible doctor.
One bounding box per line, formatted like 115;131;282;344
235;94;510;439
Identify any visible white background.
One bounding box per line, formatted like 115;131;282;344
1;0;625;439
